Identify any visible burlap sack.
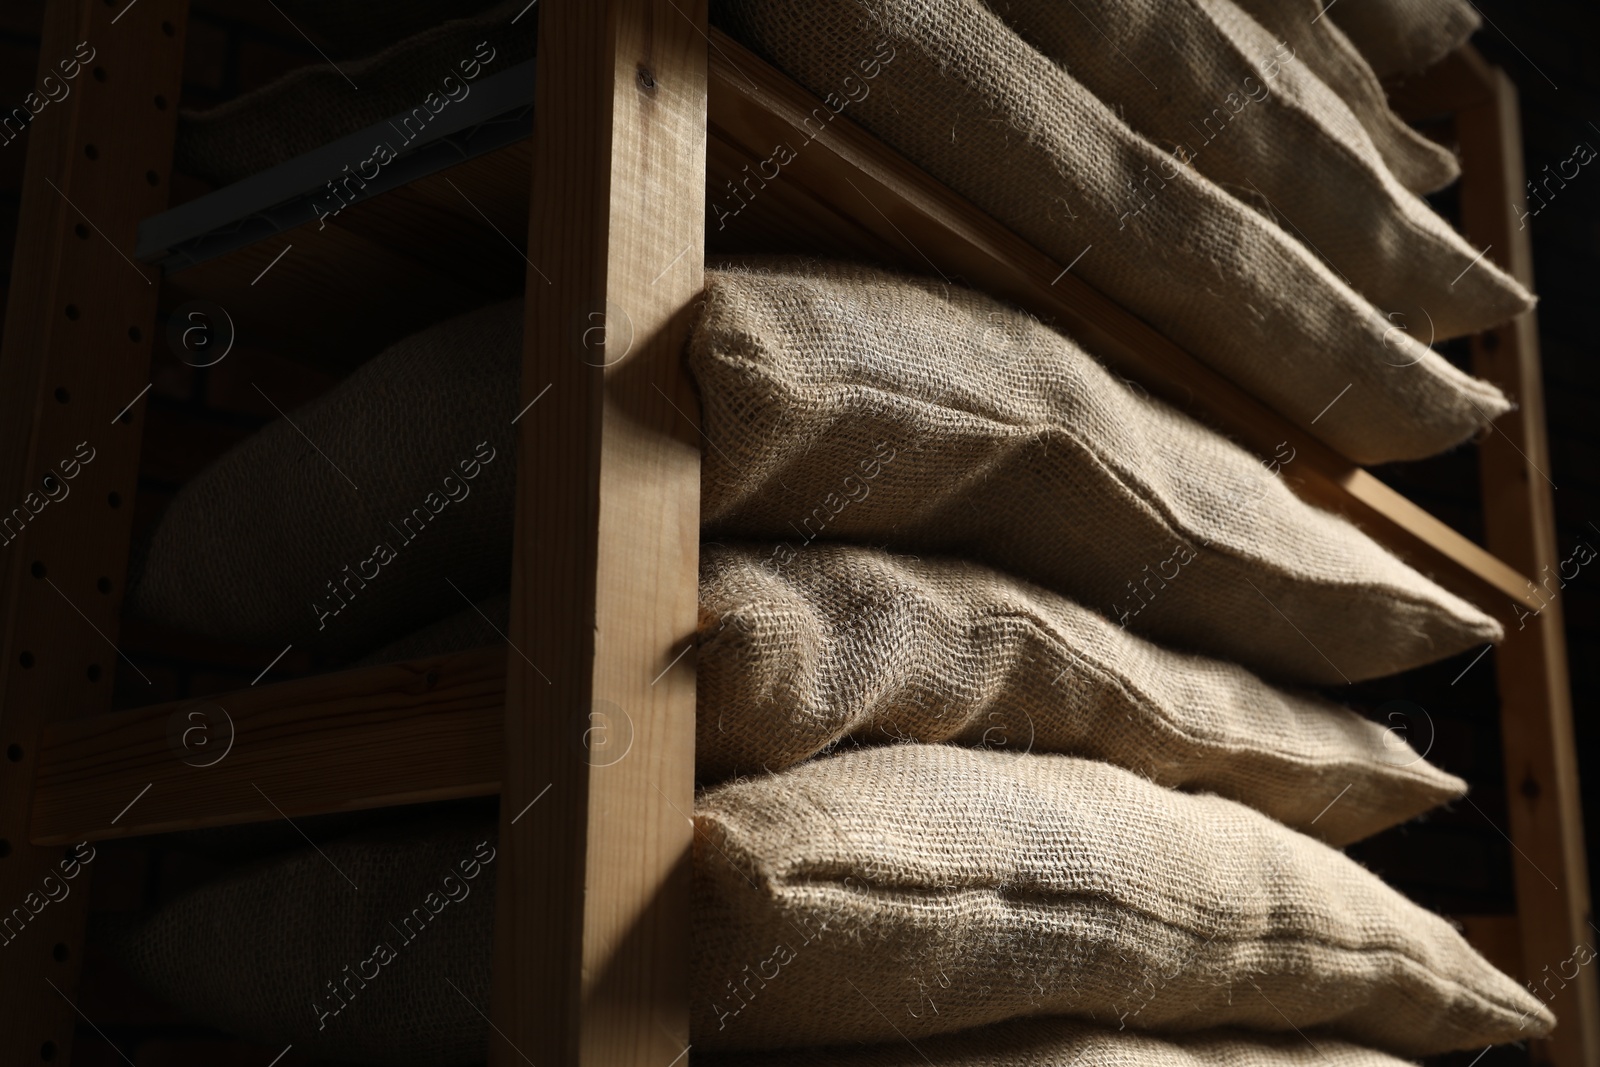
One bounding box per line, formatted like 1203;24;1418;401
701;1017;1420;1067
354;591;511;666
271;0;506;59
1332;0;1481;80
990;0;1529;340
693;259;1501;684
697;541;1463;844
108;748;1547;1062
106;814;498;1067
691;745;1551;1054
125;300;522;659
356;541;1465;845
176;1;534;186
709;0;1504;463
1226;0;1457;192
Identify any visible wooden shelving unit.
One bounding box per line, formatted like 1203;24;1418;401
0;1;1593;1065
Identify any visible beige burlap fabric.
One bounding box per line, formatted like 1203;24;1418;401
355;540;1464;844
693;259;1501;684
991;0;1529;340
1227;0;1457;192
710;0;1504;462
125;300;522;659
271;0;504;59
106;815;498;1066
697;541;1463;844
692;745;1551;1054
1332;0;1481;79
176;1;534;186
109;749;1546;1061
700;1017;1421;1067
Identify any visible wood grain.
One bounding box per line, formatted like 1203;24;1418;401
1457;914;1526;986
703;29;1536;619
0;0;187;1061
1451;48;1600;1067
163;34;1539;620
162;140;531;375
488;3;704;1066
29;647;503;845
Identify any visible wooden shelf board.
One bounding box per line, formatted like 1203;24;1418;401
161;140;531;374
701;29;1537;618
153;30;1539;615
29;646;504;845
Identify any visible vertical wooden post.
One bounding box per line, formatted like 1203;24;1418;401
489;2;705;1067
1455;52;1600;1067
0;0;186;1063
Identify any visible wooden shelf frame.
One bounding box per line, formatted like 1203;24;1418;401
0;3;1592;1067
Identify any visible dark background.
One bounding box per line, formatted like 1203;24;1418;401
0;0;1597;1063
1471;0;1600;850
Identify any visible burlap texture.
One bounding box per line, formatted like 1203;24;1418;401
356;541;1465;845
990;0;1529;340
271;0;505;59
1227;0;1457;192
175;1;535;186
106;815;498;1067
109;749;1546;1061
691;745;1552;1054
696;541;1463;844
1332;0;1481;79
700;1017;1421;1067
709;0;1504;463
692;259;1502;685
125;300;522;659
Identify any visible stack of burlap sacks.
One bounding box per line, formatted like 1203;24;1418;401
118;0;1553;1064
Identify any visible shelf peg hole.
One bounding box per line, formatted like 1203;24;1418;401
54;386;69;403
30;561;45;578
6;744;21;762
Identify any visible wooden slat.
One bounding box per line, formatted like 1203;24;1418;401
1457;914;1525;986
488;3;704;1067
162;141;530;374
1386;50;1497;121
703;29;1537;620
0;0;187;1060
1451;48;1600;1067
28;648;503;845
131;30;1536;620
